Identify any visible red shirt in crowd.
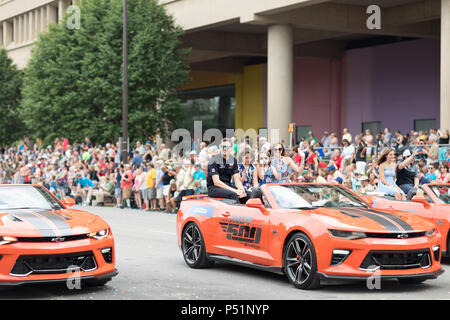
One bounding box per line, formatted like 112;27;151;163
121;170;133;189
332;155;342;169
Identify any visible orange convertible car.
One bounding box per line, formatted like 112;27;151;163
176;183;444;289
364;183;450;258
0;185;117;287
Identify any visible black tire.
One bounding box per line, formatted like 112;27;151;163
182;222;214;268
283;232;320;290
398;277;426;284
84;277;112;287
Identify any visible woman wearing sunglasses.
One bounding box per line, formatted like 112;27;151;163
270;143;302;183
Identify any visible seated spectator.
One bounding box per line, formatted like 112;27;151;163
396;148;420;200
425;164;437;182
238;151;257;189
167;179;178;213
75;172;96;205
377;148;406;200
439;163;450;183
352;170;364;193
85;175;115;206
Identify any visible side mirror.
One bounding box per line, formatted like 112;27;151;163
246;198;268;214
412;195;431;209
62;197;76;207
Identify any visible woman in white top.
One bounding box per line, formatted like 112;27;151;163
341;139;355;162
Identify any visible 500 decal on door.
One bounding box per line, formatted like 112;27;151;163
219;216;262;244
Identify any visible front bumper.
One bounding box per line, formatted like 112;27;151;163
319;268;444;281
317;233;443;279
0;234;116;285
0;269;119;287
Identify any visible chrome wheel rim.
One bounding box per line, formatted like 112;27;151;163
183;225;202;264
286;238;313;285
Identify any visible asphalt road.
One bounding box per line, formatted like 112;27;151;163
0;205;449;300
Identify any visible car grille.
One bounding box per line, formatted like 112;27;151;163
364;232;426;239
16;234;89;243
360;249;431;270
10;251;97;276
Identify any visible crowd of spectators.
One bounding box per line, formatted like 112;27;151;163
0;127;449;212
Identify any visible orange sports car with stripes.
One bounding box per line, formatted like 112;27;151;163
362;183;450;258
176;183;443;289
0;185;117;287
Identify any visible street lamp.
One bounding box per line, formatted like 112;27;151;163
121;0;129;164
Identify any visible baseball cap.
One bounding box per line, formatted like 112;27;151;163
403;149;411;157
335;177;343;184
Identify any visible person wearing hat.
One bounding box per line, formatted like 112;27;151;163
396;148;423;200
359;175;371;194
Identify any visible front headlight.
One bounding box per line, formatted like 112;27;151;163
88;229;109;240
425;229;435;237
0;236;18;245
329;230;367;240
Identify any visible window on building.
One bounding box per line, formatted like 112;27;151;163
362;121;381;135
296;125;312;144
179;85;236;136
414;119;436;132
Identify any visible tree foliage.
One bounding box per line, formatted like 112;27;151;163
22;0;190;145
0;48;24;145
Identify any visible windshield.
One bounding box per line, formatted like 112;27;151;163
0;186;63;210
429;185;450;204
268;184;369;209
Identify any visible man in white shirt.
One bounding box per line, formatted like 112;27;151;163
342;128;352;144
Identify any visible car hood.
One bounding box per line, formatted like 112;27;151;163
0;208;107;237
300;206;436;233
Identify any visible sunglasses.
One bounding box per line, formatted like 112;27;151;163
220;145;231;149
274;148;283;152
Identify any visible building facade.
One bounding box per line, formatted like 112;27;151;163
1;0;449;143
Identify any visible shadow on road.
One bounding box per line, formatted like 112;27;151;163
212;261;442;294
0;282;113;300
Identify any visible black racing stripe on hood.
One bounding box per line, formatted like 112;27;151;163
362;208;415;232
340;208;402;233
33;209;73;236
7;210;58;237
340;211;363;218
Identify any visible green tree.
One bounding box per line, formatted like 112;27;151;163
0;48;25;145
22;0;190;146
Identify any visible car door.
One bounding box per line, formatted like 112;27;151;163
214;203;272;265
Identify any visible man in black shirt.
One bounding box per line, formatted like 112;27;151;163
397;148;421;200
355;136;367;174
207;138;250;204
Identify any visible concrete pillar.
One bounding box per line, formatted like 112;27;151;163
29;11;34;41
47;5;57;26
267;24;294;145
442;0;450;131
35;9;40;37
41;7;46;32
18;15;24;43
4;21;12;46
0;25;3;47
13;17;18;43
58;0;66;23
